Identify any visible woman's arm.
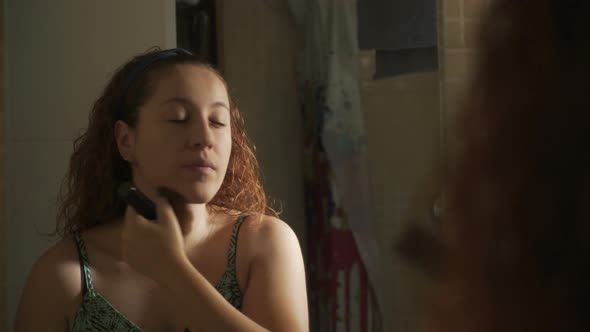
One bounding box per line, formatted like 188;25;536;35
161;217;309;332
240;218;308;331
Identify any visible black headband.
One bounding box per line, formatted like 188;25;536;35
117;48;193;119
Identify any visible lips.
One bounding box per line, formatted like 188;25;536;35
182;160;215;170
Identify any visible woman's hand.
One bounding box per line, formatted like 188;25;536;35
121;188;188;284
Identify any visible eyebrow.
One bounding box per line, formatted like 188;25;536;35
161;97;230;111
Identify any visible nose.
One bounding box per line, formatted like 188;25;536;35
188;116;214;149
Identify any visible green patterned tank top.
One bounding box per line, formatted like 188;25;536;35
70;215;246;331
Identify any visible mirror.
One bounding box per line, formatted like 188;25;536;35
2;0;485;331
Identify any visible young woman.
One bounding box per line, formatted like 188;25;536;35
15;48;308;332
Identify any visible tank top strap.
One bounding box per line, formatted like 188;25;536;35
226;214;247;272
72;229;94;295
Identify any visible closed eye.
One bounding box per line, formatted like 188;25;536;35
210;120;227;127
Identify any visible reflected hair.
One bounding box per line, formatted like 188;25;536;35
415;1;590;332
403;0;590;332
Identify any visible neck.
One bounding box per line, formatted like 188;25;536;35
171;202;211;236
130;178;214;239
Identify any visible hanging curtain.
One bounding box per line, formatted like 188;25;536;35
290;0;385;330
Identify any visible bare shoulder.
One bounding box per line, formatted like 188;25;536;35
239;214;302;260
237;215;309;331
15;236;82;330
29;236;82;294
240;214;297;237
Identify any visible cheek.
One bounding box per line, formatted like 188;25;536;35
137;122;182;150
222;134;233;158
135;133;179;170
215;134;233;173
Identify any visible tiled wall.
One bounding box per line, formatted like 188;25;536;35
359;49;442;332
358;1;490;330
4;2;176;330
443;0;489;110
442;0;490;160
219;0;306;256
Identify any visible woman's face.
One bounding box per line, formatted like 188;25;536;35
120;64;232;203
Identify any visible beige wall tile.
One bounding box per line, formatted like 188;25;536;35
442;0;488;173
444;20;464;48
362;71;441;332
444;0;462;20
444;50;471;80
464;0;489;19
464;20;483;48
445;79;468;117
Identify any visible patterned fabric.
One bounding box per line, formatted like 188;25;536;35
70;214;246;332
214;214;246;309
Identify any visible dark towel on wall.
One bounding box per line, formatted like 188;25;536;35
375;47;438;79
358;0;439;78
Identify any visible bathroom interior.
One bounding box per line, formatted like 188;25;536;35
1;0;492;331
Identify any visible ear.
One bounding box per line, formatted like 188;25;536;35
114;120;136;162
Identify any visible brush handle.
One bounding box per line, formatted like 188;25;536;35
118;182;157;221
